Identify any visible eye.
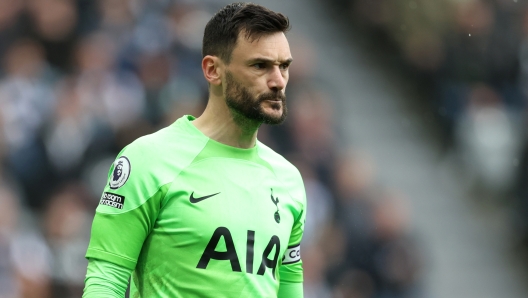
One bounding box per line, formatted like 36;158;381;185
253;63;266;69
279;63;290;70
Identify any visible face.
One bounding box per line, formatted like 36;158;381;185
223;31;292;125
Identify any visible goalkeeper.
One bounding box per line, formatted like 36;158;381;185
83;2;306;297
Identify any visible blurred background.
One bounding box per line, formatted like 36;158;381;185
1;0;528;297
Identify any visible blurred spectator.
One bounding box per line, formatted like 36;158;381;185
165;2;211;84
303;244;333;298
455;84;522;195
0;181;53;298
333;269;375;298
43;183;92;298
27;0;79;72
330;151;425;298
74;32;145;131
96;0;137;43
0;38;58;209
44;78;96;176
330;151;378;284
0;0;26;67
369;189;423;298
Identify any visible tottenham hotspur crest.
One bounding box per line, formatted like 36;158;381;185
271;189;280;223
109;156;131;189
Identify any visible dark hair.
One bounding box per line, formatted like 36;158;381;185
202;2;290;63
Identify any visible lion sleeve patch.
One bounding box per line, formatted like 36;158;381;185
109;156;131;189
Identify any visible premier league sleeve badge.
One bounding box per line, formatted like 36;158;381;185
109;156;131;189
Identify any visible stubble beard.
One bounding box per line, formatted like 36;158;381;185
224;71;288;126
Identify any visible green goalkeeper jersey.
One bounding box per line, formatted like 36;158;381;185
86;115;306;298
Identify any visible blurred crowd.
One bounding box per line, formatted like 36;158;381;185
0;1;425;298
330;0;528;246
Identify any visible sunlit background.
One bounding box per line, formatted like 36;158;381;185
0;0;528;297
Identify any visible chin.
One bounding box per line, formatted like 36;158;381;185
261;110;286;125
262;108;282;117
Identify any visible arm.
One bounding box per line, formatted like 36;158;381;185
83;258;132;298
278;247;304;298
84;143;167;291
278;280;303;298
278;197;306;297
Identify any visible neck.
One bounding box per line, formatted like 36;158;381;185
192;98;260;149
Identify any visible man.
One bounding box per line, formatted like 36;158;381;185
83;2;306;298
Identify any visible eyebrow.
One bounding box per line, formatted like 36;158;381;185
249;57;293;64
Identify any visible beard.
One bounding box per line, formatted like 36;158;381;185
224;71;287;125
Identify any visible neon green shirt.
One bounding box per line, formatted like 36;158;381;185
85;115;306;298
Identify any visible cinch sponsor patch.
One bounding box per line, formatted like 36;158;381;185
99;192;125;209
282;244;301;265
109;156;131;189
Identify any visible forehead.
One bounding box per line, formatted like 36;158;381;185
231;31;291;62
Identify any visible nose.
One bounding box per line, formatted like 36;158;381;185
267;66;286;91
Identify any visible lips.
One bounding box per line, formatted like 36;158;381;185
260;97;284;103
259;92;285;103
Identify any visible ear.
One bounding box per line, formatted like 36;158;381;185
202;55;223;86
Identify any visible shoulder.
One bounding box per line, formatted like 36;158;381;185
128;120;189;150
124;126;174;156
257;141;305;202
257;141;300;176
122;119;207;165
113;121;207;188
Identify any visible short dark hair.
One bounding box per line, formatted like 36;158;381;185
202;3;290;63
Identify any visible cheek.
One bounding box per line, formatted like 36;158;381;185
256;77;275;91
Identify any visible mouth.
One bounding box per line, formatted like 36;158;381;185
262;98;283;103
